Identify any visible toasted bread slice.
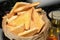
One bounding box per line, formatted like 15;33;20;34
18;27;38;37
32;8;45;32
14;2;39;13
11;25;25;35
9;14;24;26
8;2;29;18
24;8;32;30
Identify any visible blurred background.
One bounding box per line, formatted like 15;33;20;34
0;0;60;40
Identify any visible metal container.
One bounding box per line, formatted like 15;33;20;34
49;10;60;40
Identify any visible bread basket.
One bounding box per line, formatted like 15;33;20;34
2;9;51;40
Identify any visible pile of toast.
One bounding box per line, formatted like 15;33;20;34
3;2;45;37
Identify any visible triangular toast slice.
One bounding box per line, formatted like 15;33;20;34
18;27;38;37
24;8;32;30
8;2;29;18
32;8;45;32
